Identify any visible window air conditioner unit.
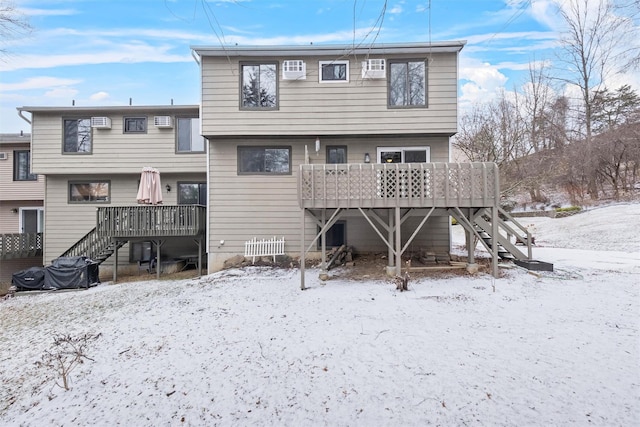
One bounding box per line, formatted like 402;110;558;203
154;116;173;128
0;152;7;160
90;117;111;129
362;59;386;79
282;60;306;80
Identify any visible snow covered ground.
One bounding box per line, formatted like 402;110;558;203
1;204;638;426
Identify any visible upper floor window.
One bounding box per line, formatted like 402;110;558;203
13;150;37;181
319;60;349;83
238;146;291;174
63;118;92;153
241;63;278;109
124;117;147;133
68;181;110;203
176;117;205;153
178;182;207;205
388;60;427;108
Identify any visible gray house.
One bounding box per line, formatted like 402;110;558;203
16;105;207;280
191;42;529;284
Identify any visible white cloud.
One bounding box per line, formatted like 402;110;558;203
18;7;78;17
459;58;510;107
90;91;110;101
44;87;78;99
0;76;82;91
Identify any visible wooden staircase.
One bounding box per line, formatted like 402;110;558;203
60;227;126;264
449;207;532;263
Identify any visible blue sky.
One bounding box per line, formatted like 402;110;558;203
1;0;638;133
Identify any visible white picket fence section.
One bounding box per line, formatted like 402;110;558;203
244;236;285;263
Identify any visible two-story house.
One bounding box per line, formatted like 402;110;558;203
191;42;521;286
15;105;207;281
0;132;45;287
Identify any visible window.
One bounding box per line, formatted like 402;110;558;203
63;118;92;153
377;146;430;163
388;60;427;107
178;182;207;205
319;60;349;82
238;146;291;174
176;117;205;152
241;63;278;109
19;208;44;233
326;146;347;164
69;181;110;203
13;150;37;181
124;117;147;133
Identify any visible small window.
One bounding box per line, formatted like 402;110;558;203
124;117;147;133
13;150;37;181
377;146;430;163
176;117;205;153
326;146;347;164
178;182;207;205
63;118;92;153
238;146;291;174
241;62;278;109
319;60;349;83
69;181;110;203
388;60;427;108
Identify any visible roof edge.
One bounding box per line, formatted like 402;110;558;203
192;41;466;57
17;104;200;113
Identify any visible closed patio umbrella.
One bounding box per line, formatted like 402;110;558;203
136;167;163;205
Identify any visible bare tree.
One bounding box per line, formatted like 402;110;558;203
555;0;631;198
0;0;31;58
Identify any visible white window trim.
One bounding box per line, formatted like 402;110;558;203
376;146;431;163
318;60;350;83
18;207;44;233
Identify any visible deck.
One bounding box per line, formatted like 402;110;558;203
96;205;206;238
298;162;500;209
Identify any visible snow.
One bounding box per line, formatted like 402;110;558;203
1;204;639;426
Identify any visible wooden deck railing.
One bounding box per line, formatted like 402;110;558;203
0;232;43;260
298;162;500;209
96;205;206;238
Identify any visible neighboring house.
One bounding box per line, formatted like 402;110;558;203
0;132;45;285
15;105;207;280
193;42;533;285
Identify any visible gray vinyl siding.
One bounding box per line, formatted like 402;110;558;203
200;52;459;137
0;143;45;200
42;172;206;265
30;108;205;176
207;135;451;270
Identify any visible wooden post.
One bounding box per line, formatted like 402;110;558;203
300;208;306;290
387;209;394;270
321;209;326;272
491;206;499;278
467;208;475;264
395;207;402;277
113;238;118;283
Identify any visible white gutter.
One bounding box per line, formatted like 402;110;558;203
17;109;31;125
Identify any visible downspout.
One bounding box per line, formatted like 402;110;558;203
191;49;201;66
17;109;32;125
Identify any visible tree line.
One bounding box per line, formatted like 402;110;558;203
454;0;640;205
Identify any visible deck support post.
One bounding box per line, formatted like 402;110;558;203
320;209;327;272
387;210;394;271
395;207;402;277
466;208;475;265
491;206;499;278
113;238;118;283
300;208;306;290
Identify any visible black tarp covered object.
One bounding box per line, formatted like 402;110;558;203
12;266;48;291
44;256;100;290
